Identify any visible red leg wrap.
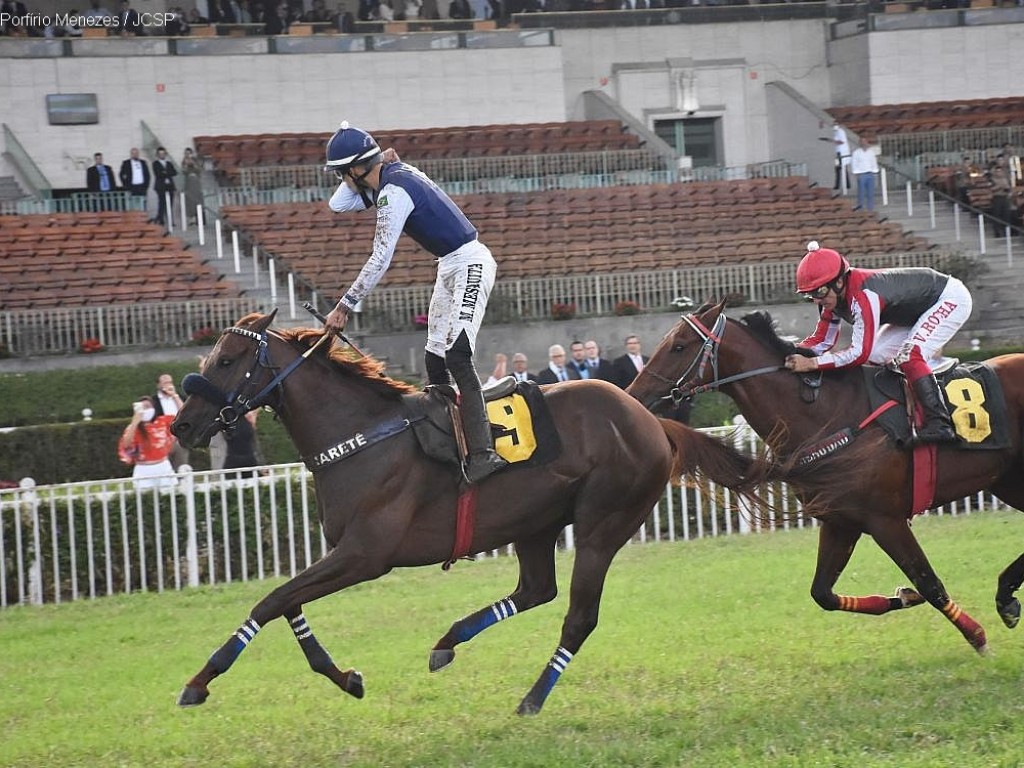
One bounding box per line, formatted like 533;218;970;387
837;594;893;615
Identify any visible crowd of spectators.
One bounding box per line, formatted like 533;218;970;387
0;0;882;38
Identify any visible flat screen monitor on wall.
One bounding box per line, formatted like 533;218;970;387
45;94;99;125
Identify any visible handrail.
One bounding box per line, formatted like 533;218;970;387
2;123;51;199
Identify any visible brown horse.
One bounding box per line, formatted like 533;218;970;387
628;299;1024;653
170;311;766;715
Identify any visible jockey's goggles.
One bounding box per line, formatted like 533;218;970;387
800;284;832;301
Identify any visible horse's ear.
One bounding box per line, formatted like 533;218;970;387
251;309;277;334
714;298;728;313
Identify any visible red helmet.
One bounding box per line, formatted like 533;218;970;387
795;241;850;293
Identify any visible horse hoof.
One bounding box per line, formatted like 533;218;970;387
429;648;455;673
895;586;925;608
343;669;365;700
975;643;990;657
996;597;1020;629
515;698;542;716
177;685;209;707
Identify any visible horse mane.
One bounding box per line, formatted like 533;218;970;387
738;311;799;358
257;320;418;397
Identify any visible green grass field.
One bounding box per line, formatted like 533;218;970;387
2;511;1023;768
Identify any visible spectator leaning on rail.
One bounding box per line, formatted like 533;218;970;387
322;121;507;484
784;241;972;444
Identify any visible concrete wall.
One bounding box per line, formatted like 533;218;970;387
2;18;1022;190
0;46;567;188
363;301;821;380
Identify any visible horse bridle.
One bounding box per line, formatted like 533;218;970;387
182;326;330;433
646;311;785;406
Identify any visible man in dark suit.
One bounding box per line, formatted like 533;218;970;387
535;344;581;385
85;152;117;211
582;339;615;382
152;146;178;227
119;147;150;210
117;0;143;35
611;334;648;389
510;352;537;383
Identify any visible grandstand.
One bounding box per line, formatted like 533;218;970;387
220;176;931;296
0;212;239;310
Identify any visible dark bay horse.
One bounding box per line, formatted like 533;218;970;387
170;311;767;715
628;300;1024;654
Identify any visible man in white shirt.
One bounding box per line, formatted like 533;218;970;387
850;136;880;212
832;122;851;193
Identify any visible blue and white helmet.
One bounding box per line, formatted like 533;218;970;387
324;121;381;174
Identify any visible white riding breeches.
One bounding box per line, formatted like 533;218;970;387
425;239;497;357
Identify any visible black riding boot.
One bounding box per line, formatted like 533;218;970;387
446;333;507;484
424;351;453;387
912;374;956;444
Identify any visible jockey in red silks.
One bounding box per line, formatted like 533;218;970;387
784;241;973;443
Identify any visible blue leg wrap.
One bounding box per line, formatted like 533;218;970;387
454;598;518;643
536;646;574;701
209;617;260;673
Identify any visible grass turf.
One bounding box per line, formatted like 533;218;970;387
1;510;1022;768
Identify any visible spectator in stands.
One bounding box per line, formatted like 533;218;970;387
118;0;144;35
264;1;290;32
535;343;580;384
357;0;378;20
376;0;395;19
86;152;117;210
567;340;591;379
449;0;472;16
483;352;507;385
785;240;971;444
152;146;178;227
303;0;332;20
850;136;879;212
0;0;29;35
83;0;112;21
118;147;150;209
611;334;647;389
60;10;84;36
181;147;203;224
831;121;851;194
187;6;209;23
582;339;615;382
118;396;178;490
421;0;440;18
163;6;190;34
336;8;354;29
988;159;1013;238
322;122;506;484
955;154;980;208
510;352;536;382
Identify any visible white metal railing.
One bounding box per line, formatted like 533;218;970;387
0;297;263;357
0;425;1007;609
353;251;950;332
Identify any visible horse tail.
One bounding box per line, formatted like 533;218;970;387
657;418;773;500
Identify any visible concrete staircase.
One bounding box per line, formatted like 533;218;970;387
861;185;1024;348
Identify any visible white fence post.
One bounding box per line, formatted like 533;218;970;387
181;466;200;588
215;219;224;260
231;230;241;274
179;191;187;231
197;205;206;246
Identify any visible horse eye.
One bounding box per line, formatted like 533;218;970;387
219;357;233;367
672;344;685;352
